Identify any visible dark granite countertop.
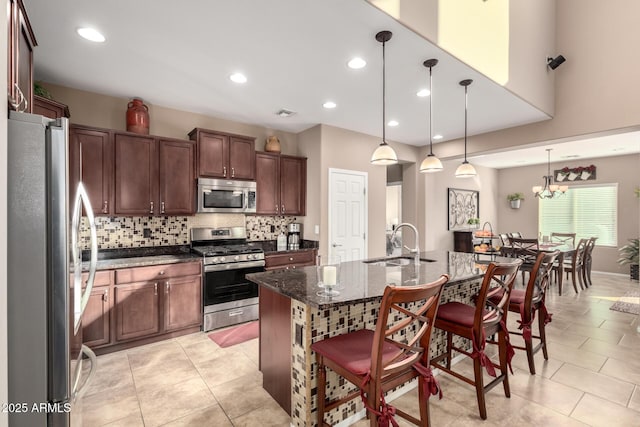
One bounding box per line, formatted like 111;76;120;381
246;250;516;308
79;245;201;272
250;239;319;254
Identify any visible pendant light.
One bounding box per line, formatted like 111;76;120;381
455;79;477;178
419;58;443;173
532;148;568;198
370;30;398;166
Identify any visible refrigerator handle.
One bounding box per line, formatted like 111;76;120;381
71;182;98;333
71;345;97;402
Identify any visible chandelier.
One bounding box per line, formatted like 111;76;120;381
532;148;568;199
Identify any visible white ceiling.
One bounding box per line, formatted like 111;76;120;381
25;0;550;147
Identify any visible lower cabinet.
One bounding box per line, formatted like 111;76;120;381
264;249;317;271
81;261;202;352
81;271;113;348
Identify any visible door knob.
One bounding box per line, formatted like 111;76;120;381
332;243;342;247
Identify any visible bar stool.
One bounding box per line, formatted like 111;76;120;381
430;261;521;420
311;275;448;427
490;251;559;375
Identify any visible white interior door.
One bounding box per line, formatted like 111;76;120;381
328;169;367;262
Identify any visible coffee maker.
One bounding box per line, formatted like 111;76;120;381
287;223;302;250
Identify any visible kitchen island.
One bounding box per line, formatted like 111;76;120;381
247;251;516;427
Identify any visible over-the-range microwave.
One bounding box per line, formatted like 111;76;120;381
197;178;257;213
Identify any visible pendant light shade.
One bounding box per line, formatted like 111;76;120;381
455;79;477;178
419;59;443;173
371;30;398;166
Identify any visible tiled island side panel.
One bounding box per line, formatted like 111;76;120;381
290;278;482;427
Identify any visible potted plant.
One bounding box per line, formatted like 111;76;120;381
467;217;480;229
506;193;525;209
618;238;639;281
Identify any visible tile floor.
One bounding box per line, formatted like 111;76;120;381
83;273;640;426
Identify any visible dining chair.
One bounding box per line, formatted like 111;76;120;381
508;232;523;240
555;238;588;292
430;260;522;420
507;238;539;284
550;232;576;247
498;233;511;246
582;237;597;287
311;275;449;427
489;251;559;375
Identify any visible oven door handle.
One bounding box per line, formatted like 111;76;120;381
204;260;266;272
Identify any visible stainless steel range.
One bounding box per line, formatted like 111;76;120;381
191;227;265;331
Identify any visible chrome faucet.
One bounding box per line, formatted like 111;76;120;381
391;223;420;265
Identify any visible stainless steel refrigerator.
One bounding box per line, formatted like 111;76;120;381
7;111;98;426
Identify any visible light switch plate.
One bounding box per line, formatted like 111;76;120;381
314;225;320;234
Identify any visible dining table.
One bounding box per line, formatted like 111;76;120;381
478;241;576;295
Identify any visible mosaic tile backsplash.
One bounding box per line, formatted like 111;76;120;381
79;214;301;249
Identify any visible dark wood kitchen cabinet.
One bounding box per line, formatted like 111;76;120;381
255;152;306;216
114;133;195;215
114;281;160;341
33;94;70;119
69;125;113;215
113;261;202;344
264;249;317;271
7;0;36;113
75;270;113;348
189;128;255;180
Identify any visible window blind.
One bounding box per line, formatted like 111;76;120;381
538;183;618;247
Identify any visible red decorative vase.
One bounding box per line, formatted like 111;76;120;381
126;98;150;134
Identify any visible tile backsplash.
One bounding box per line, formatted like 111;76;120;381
80;214;300;249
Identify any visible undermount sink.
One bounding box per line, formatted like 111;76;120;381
362;255;436;267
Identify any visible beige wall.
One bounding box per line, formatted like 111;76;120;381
297;125;322;243
1;0;8;423
369;0;555;115
41;83;300;155
423;160;499;252
498;153;640;274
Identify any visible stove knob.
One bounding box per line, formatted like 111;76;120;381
234;255;240;261
219;257;226;263
246;254;253;260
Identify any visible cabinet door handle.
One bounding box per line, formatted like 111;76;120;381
158;270;165;275
275;205;279;214
14;83;27;112
161;201;165;214
281;204;285;214
289;257;294;261
165;281;170;293
154;283;158;295
223;166;227;177
150;201;154;214
231;167;235;177
102;289;108;302
102;200;108;213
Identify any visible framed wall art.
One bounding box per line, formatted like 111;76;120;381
448;188;479;230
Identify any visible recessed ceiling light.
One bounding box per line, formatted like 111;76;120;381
433;134;443;140
561;154;580;159
416;89;430;97
347;57;366;69
76;27;106;43
612;147;626;152
229;73;247;84
388;120;399;127
323;101;337;109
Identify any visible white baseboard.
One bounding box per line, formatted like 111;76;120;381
592;270;628;278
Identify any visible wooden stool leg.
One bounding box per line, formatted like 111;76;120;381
473;355;487;420
538;308;549;360
446;331;453;369
317;357;326;426
524;323;536;375
418;376;430;427
499;329;511;398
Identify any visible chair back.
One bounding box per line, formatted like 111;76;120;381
473;261;522;339
509;232;523;239
584;237;597;260
498;233;510;246
551;232;576;247
572;238;588;268
371;275;448;379
509;238;539;265
526;251;560;306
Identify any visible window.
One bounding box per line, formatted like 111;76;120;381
538;183;617;246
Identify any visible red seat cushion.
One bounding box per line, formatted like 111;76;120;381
435;302;476;327
310;329;403;376
487;288;525;306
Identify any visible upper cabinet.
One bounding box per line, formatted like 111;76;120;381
114;133;195;216
189;128;255;180
7;0;36;113
255;152;306;216
70;125;113;215
33;95;71;119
